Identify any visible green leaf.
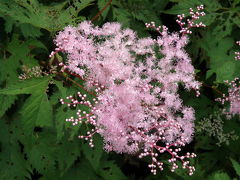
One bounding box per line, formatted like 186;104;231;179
164;0;196;15
54;81;88;140
54;80;67;98
82;135;103;171
165;0;221;15
165;0;219;27
0;35;47;86
0;118;31;179
0;0;94;32
199;33;239;82
211;172;231;180
4;16;15;33
98;0;111;20
211;12;234;40
59;161;101;180
112;8;132;27
123;0;162;26
0;77;50;95
0;95;17;117
21;93;53;131
56;138;80;175
0;77;52;132
231;158;240;176
55;106;77;141
98;160;128;180
19;23;42;38
25;130;57;174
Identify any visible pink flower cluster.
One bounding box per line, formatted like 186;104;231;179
235;41;240;60
54;5;205;176
176;5;205;35
216;78;240;116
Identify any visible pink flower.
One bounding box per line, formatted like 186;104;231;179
216;78;240;116
55;5;206;176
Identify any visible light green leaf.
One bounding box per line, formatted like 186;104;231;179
20;23;42;38
0;77;52;132
0;0;94;32
0;77;50;95
55;106;77;141
21;93;53;131
212;172;231;180
199;33;239;82
231;158;240;176
0;35;47;86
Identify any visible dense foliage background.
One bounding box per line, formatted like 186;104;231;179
0;0;240;179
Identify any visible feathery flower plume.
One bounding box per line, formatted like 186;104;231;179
53;5;206;175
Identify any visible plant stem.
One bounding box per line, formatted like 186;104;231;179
61;73;97;97
91;0;112;22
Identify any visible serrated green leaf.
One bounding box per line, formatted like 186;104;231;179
55;106;77;141
112;8;132;27
231;158;240;176
0;35;47;86
20;23;42;38
0;0;94;32
98;0;111;20
199;33;239;82
0;77;50;95
0;95;17;117
21;93;53;132
26;130;57;174
0;77;53;132
0;118;31;179
164;0;196;15
82;135;103;171
54;80;67;98
212;12;234;40
98;160;127;180
122;0;162;26
164;1;219;28
56;138;80;175
166;0;221;14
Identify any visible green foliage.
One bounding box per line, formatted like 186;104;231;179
0;0;94;33
82;135;103;171
0;77;50;95
0;95;17;117
165;0;240;83
211;172;231;180
0;0;240;179
98;159;128;180
0;119;31;180
199;33;239;82
231;158;240;176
